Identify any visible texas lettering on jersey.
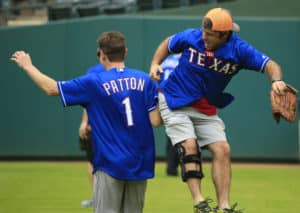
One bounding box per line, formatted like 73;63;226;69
102;77;145;95
188;47;239;75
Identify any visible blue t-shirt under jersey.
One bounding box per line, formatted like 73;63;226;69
86;63;105;75
159;54;180;83
58;67;158;181
161;28;269;109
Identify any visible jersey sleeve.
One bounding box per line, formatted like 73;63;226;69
57;75;92;107
168;29;194;53
237;40;270;72
146;79;159;112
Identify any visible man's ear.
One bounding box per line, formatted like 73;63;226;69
100;49;107;63
125;48;128;57
96;47;100;58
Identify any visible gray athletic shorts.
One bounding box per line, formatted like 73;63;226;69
159;92;227;147
93;170;147;213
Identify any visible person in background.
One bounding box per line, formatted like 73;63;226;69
78;62;105;208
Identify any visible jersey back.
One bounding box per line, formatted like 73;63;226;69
58;67;158;180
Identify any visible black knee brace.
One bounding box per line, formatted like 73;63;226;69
176;143;204;182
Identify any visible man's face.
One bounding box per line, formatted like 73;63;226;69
202;28;227;50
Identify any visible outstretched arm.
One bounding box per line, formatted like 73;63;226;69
11;51;59;96
149;37;171;81
264;59;286;95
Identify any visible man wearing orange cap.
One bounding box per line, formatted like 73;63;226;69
149;7;286;213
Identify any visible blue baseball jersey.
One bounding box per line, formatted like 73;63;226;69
86;63;105;75
58;67;158;181
161;28;270;109
159;54;180;83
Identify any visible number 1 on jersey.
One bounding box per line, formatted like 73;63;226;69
122;97;134;126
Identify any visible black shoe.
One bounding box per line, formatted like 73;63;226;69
194;198;214;213
166;170;178;176
214;203;244;213
166;167;178;176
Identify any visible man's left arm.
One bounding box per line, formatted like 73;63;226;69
264;59;298;123
264;59;287;95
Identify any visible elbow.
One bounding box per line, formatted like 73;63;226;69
151;120;161;127
149;107;162;127
44;87;59;96
46;91;57;96
151;116;162;127
265;60;281;74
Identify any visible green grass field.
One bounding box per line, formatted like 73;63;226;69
0;162;299;213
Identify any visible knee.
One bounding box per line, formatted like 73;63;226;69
210;142;231;159
181;139;198;155
176;140;204;181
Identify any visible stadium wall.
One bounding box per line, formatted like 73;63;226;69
1;16;299;161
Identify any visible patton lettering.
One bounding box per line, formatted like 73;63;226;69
102;77;145;95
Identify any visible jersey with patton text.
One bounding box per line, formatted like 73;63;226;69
58;67;158;181
161;28;270;109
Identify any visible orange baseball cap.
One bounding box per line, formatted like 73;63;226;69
202;8;240;32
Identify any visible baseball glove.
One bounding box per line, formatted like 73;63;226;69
79;135;91;150
79;133;93;163
270;84;298;123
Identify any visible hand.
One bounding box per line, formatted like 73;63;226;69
272;80;287;95
149;63;163;81
10;51;33;70
79;123;92;140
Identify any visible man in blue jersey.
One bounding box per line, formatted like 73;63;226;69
11;31;161;213
149;7;287;213
78;62;105;208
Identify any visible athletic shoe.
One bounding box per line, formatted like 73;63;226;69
214;203;244;213
81;199;93;208
194;198;214;213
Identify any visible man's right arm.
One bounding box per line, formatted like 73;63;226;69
149;107;162;127
11;51;58;96
149;37;171;81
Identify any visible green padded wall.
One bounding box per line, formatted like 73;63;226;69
0;16;299;160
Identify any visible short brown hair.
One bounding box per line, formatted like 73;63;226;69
97;31;126;62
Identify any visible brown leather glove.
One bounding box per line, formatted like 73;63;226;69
270;84;298;123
